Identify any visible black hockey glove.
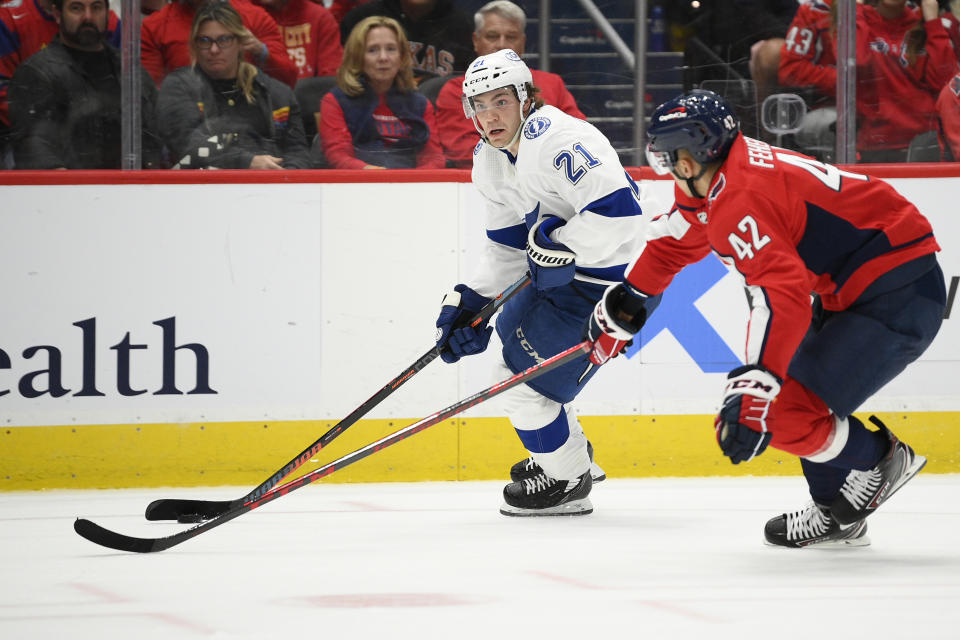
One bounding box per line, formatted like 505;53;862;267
583;283;653;365
715;365;782;464
435;284;493;364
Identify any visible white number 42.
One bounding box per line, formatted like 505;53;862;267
727;154;868;260
728;215;769;260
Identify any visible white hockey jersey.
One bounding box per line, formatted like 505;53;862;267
468;105;653;298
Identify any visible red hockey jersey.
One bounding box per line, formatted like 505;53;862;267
625;135;940;380
778;0;836;99
856;4;958;151
937;71;960;160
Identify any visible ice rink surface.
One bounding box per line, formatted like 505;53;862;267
2;475;959;640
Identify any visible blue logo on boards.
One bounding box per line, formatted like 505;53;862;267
523;117;551;140
627;254;743;372
473;140;484;155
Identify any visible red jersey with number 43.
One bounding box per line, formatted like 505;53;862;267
625;135;939;379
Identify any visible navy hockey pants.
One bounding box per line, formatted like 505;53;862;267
495;279;606;404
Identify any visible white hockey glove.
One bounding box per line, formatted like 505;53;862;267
715;365;782;464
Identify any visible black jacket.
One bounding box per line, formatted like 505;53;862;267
339;0;474;76
158;66;311;169
8;37;163;169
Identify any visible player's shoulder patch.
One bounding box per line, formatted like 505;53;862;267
473;139;484;156
523;116;552;140
950;74;960;97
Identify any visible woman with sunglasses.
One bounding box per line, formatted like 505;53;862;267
157;1;310;169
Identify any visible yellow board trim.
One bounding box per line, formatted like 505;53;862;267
3;412;959;490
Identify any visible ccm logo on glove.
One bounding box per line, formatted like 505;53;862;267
715;365;782;464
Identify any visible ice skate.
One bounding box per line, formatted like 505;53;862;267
764;502;870;548
500;471;592;516
510;441;606;483
830;417;927;526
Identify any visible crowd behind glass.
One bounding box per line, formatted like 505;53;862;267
1;0;958;170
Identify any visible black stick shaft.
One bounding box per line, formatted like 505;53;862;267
143;275;529;520
74;341;591;553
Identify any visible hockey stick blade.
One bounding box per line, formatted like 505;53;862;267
74;341;590;553
143;275;531;522
142;499;234;522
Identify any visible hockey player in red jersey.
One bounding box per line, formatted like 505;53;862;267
585;90;946;548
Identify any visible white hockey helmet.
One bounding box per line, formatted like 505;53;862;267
461;48;533;119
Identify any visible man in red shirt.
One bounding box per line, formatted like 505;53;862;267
141;0;298;88
585;90;945;548
433;0;584;168
252;0;342;79
0;0;119;139
779;0;835;99
936;71;960;160
776;0;836;157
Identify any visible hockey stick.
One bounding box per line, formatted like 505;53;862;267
143;275;531;523
74;340;592;553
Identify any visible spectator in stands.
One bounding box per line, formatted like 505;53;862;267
252;0;343;79
157;1;311;169
7;0;162;169
142;0;168;14
142;0;299;88
433;0;585;168
339;0;473;78
0;0;120;166
320;15;444;168
777;0;837;157
329;0;370;24
936;70;960;159
683;0;798;89
855;0;957;162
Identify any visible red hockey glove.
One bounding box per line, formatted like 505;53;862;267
715;365;782;464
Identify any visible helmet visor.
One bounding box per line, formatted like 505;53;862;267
645;143;675;175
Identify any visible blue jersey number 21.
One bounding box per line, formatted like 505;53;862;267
553;142;602;185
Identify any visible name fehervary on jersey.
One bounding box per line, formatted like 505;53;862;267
746;138;775;168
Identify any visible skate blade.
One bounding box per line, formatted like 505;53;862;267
499;498;593;517
590;462;606;483
888;454;927;499
763;534;872;549
764;521;871;549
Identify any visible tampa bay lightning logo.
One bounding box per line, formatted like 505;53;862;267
505;50;522;62
523;116;551;140
473;140;484;155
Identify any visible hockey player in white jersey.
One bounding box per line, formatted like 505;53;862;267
434;49;658;516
